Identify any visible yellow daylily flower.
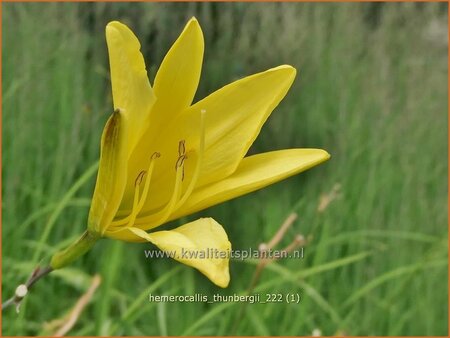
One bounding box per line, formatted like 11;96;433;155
51;17;330;288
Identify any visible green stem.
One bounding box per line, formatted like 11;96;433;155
50;230;100;269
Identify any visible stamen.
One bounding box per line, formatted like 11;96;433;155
142;159;184;228
175;154;187;181
121;170;146;228
175;154;187;170
125;110;206;229
178;140;186;157
136;152;160;213
110;152;160;227
135;171;146;187
131;170;145;209
174;109;206;210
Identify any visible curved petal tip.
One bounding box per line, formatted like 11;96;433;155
270;64;297;79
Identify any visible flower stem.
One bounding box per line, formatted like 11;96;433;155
50;230;100;269
2;231;99;312
2;266;52;312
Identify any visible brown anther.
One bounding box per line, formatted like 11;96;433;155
178;140;186;156
135;170;146;187
151;152;161;159
175;154;187;169
113;108;121;114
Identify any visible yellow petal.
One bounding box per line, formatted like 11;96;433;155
186;65;297;186
131;66;297;213
88;110;128;234
152;17;204;122
117;18;203;212
169;149;330;220
127;218;231;288
106;21;155;154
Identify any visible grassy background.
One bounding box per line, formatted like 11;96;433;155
2;2;448;336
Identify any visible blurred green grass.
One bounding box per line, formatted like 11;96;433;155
2;2;448;336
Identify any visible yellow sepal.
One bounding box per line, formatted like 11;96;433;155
88;110;128;234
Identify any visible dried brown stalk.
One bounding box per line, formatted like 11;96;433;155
50;274;101;336
232;212;307;333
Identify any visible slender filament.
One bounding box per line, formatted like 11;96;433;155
174;109;206;210
110;153;159;228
